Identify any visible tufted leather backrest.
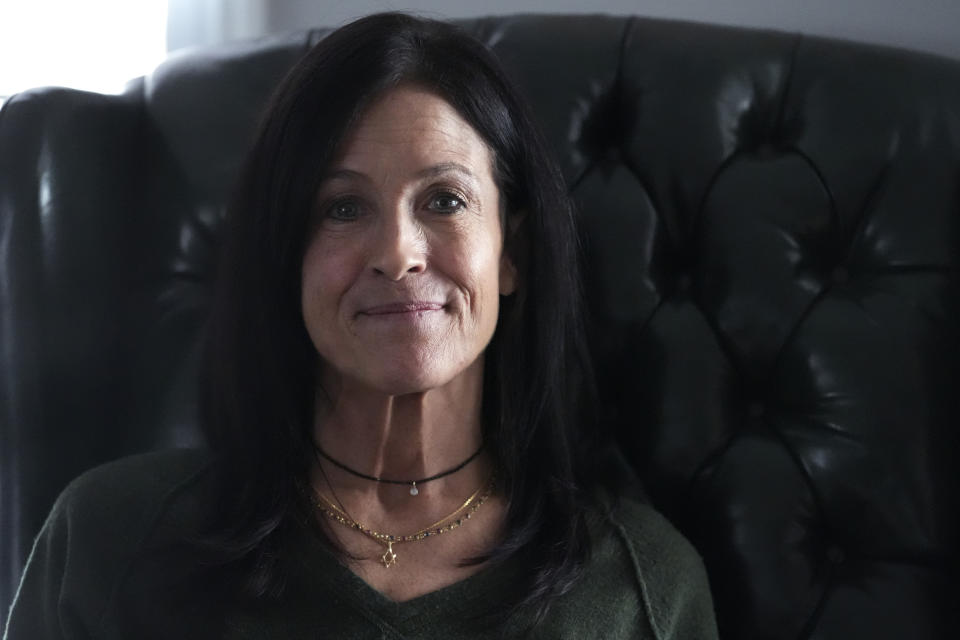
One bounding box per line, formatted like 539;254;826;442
2;15;958;638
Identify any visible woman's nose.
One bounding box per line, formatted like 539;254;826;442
369;209;427;280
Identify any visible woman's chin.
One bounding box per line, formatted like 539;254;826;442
324;350;484;399
361;367;461;397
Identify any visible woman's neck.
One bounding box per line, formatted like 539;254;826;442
309;357;505;596
311;357;487;505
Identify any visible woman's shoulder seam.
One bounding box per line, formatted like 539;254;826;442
72;449;215;634
603;498;703;640
604;502;667;640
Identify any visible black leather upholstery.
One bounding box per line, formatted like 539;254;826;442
2;15;958;638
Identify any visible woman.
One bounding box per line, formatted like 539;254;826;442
4;13;717;639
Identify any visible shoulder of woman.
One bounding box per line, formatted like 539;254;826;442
594;496;699;568
48;448;214;543
52;448;219;563
56;448;212;516
46;448;215;567
585;495;719;640
5;449;214;639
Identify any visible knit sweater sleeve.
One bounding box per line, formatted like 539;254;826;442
3;450;210;640
3;483;78;639
607;500;719;640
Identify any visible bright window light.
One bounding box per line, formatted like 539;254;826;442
0;0;168;98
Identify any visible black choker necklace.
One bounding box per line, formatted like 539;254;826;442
313;441;484;496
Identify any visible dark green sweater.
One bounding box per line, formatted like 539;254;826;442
4;450;718;639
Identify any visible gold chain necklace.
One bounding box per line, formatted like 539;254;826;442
316;472;496;568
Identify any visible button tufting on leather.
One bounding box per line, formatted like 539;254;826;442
826;544;846;565
753;142;779;159
831;266;850;284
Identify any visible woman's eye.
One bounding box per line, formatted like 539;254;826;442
428;192;465;213
326;199;361;222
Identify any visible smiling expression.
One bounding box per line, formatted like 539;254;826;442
300;86;516;396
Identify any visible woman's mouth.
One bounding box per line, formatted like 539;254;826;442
360;302;445;316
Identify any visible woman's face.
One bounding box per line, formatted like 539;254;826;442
301;86;516;396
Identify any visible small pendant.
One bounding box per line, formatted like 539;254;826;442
409;482;419;496
381;542;397;568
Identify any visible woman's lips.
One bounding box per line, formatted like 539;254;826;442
360;302;445;316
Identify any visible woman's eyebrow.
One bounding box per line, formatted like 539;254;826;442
321;168;367;182
416;162;479;184
322;163;476;183
323;162;476;180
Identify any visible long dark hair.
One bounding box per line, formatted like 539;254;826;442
200;12;599;620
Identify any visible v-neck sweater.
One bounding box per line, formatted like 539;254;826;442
4;450;718;639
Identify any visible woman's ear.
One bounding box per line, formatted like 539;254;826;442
499;209;524;296
499;253;517;295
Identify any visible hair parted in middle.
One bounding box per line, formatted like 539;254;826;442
200;11;600;619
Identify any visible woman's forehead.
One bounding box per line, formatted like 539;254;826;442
328;86;495;181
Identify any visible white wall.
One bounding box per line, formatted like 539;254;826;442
167;0;266;51
237;0;959;61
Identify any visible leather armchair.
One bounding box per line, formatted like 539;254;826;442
2;15;958;638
